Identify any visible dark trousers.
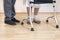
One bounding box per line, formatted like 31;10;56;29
4;0;16;21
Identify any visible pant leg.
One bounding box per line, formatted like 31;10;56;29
4;0;16;21
12;0;16;18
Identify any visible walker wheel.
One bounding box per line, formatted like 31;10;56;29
56;25;59;28
21;22;24;25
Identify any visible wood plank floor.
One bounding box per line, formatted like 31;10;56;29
0;12;60;40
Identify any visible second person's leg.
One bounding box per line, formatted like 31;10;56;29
33;8;40;24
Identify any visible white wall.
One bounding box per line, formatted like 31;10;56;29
0;0;60;12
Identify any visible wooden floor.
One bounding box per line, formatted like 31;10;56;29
0;12;60;40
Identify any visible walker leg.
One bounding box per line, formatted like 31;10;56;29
46;0;59;28
29;5;34;31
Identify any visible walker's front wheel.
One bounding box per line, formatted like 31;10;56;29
21;22;24;25
56;25;59;28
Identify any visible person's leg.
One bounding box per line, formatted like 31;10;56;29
33;8;40;24
11;0;20;23
26;0;32;23
4;0;13;21
27;7;30;17
4;0;16;25
12;0;16;18
34;8;39;15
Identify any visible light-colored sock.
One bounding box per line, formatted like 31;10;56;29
34;15;39;21
28;16;33;22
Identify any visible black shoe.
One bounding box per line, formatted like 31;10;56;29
5;20;16;25
12;18;20;23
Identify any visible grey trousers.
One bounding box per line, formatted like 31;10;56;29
4;0;16;21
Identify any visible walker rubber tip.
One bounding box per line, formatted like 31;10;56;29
46;20;48;23
31;28;34;31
